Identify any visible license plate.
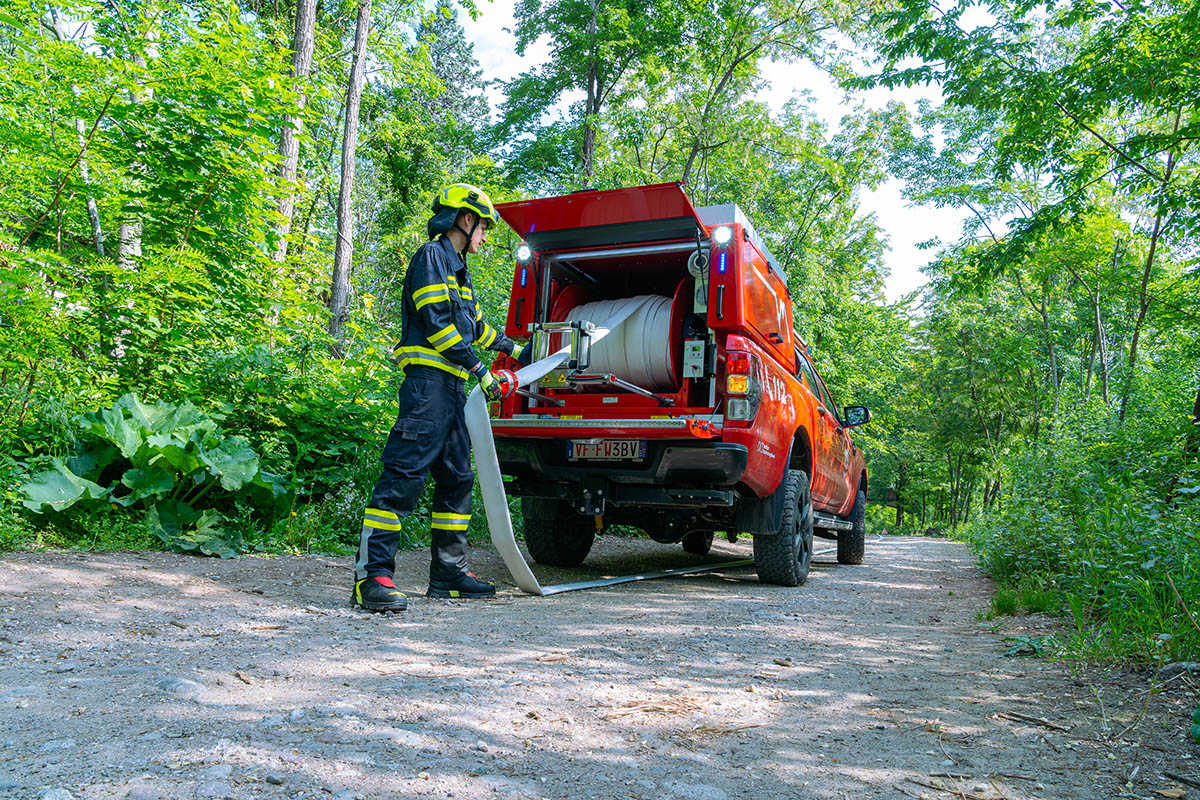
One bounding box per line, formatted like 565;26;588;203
567;439;647;462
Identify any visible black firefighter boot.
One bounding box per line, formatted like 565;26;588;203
427;529;496;599
352;575;408;612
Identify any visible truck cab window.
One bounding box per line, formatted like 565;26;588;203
817;377;839;419
796;351;818;393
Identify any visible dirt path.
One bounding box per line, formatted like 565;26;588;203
0;536;1195;800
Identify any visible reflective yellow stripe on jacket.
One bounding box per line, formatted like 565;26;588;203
428;323;463;353
414;283;451;310
477;322;498;349
393;346;469;379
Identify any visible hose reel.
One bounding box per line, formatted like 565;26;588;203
529;289;686;403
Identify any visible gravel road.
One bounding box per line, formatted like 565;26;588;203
0;535;1195;800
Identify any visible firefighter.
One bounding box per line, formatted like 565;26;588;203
352;183;522;612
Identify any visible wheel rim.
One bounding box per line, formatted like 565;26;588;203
796;498;813;570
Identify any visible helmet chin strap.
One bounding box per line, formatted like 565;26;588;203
451;213;480;261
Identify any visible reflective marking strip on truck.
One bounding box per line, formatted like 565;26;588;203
490;415;723;430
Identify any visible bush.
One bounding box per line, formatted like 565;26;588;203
19;393;291;557
965;408;1200;665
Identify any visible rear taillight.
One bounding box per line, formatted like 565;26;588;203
724;350;761;425
727;350;751;394
727;351;751;374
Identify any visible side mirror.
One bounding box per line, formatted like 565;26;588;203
842;405;871;427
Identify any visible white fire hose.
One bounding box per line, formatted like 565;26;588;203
564;295;676;392
464;295;755;596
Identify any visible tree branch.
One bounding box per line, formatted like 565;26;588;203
21;86;119;250
1054;99;1163;184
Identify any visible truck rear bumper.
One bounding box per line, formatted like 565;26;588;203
496;439;749;514
495;439;748;486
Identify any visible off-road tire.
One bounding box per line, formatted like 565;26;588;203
838;489;866;565
681;530;714;555
521;500;595;567
753;470;814;586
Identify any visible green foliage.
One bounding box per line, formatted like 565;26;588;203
1003;635;1060;658
0;0;1195;682
20;394;290;557
991;588;1018;616
0;503;38;551
965;405;1200;664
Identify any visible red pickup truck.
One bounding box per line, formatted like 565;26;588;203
488;183;870;586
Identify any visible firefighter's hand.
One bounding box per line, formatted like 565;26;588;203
479;368;517;401
508;342;525;361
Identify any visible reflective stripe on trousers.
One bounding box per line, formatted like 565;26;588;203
354;367;474;581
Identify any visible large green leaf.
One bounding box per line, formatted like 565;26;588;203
111;393;217;450
247;470;296;518
111;393;161;430
148;503;241;558
66;443;120;481
199;437;259;491
79;405;145;458
154;443;203;475
20;460;107;513
146;406;218;449
147;498;203;542
114;466;175;507
190;510;243;558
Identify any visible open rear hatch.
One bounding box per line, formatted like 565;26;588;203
496;181;707;250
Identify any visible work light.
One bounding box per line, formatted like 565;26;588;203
516;243;533;262
713;226;733;246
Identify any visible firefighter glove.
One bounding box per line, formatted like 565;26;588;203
508;342;525;361
478;368;517;401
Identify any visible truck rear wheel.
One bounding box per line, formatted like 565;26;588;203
521;499;595;567
753;469;813;586
838;490;866;565
681;530;714;555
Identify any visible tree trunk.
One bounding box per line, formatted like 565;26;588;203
75;116;104;256
1083;326;1096;400
1093;288;1111;404
1187;384;1200;460
119;12;157;270
1120;111;1180;423
328;0;371;340
579;0;599;180
1119;210;1164;423
1014;271;1059;419
273;0;317;262
47;11;104;256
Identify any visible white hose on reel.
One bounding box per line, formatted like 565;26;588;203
564;294;676;392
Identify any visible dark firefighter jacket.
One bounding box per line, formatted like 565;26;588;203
394;235;514;379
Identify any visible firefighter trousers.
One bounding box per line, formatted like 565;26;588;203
355;367;475;584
